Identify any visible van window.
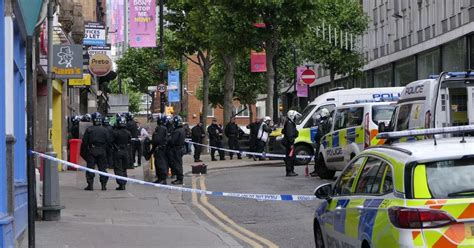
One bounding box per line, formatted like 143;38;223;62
372;105;395;124
305;104;336;128
334;107;364;130
296;105;316;125
422;158;474;198
396;103;425;131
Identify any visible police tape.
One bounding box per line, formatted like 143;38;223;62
30;151;317;202
185;140;315;160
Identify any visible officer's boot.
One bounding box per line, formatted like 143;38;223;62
116;184;125;190
84;183;93;191
101;183;107;191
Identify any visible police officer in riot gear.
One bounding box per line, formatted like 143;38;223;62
149;114;169;184
310;108;332;177
208;118;225;161
70;116;81;139
165;115;176;178
282;110;301;177
80;112;110;191
169;115;186;185
125;113;141;167
102;117;115;169
112;116;132;190
225;117;242;160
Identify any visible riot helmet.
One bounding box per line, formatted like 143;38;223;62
91;112;103;126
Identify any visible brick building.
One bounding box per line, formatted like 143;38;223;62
185;56;257;127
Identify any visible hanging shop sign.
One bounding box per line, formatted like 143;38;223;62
89;54;112;77
84;22;107;46
52;44;83;79
68;74;92;87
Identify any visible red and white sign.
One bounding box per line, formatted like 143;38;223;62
158;84;166;93
301;69;316;85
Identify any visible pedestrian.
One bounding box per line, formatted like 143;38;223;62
102;117;115;169
138;122;149;160
149;114;169;184
282;110;301;177
247;119;261;159
80;112;110;191
125;113;140;168
208;118;225;161
225;117;242;160
310;108;332;177
169;115;186;185
112;116;132;190
256;116;272;161
191;122;205;162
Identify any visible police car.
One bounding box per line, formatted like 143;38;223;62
316;101;396;179
313;126;474;248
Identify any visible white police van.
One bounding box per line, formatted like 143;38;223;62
387;72;474;133
269;87;404;165
316;101;396;179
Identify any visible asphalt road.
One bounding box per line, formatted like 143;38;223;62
183;164;336;248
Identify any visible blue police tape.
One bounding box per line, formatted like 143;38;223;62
185;139;315;160
30;151;317;202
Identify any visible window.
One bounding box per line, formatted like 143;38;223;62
374;64;393;87
296;105;317;125
355;158;393;194
418;48;440;79
207;105;214;117
442;38;466;72
305;104;336;128
395;102;425;131
334;107;364;130
394;56;416;86
334;157;366;196
372;105;396;124
234;105;249;117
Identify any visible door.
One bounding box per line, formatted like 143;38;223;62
324;108;347;169
342;107;364;166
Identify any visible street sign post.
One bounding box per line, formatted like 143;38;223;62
301;69;316;85
158;83;166;93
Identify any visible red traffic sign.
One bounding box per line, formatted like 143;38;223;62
301;69;316;85
158;84;166;93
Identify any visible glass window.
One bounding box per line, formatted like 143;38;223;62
395;102;425;131
234;105;249;117
334;107;364;130
423;158;474;198
334;157;366;196
372;105;396;124
394;56;417;86
207;105;214;117
355;158;387;194
418;48;440;79
296;105;317;125
442;38;466;72
374;64;393;87
305;104;336;128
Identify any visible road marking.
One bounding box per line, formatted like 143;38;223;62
191;176;264;248
199;176;279;248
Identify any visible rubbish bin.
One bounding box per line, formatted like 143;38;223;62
68;139;82;171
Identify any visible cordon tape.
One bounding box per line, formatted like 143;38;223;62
30;151;317;202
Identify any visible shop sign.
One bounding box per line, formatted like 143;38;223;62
89;53;112;77
84;22;107;46
69;74;92;87
52;44;83;79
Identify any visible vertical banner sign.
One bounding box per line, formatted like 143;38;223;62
168;71;180;103
117;0;124;43
296;66;308;97
250;50;267;72
130;0;156;47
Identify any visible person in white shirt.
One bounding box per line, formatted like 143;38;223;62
256;116;272;160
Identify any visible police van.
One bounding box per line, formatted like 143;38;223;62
316;101;396;179
270;87;404;165
386;72;474;133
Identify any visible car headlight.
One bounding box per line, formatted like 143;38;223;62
276;135;284;141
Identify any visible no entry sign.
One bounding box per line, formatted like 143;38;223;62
301;69;316;85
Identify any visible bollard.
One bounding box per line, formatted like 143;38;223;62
42;151;63;221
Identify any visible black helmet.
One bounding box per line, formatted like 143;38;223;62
117;116;127;128
102;117;110;126
91;112;103;126
172;115;183;128
124;112;133;121
71;116;81;124
82;114;92;122
156;113;165;125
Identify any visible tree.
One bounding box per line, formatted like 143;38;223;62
166;0;215;124
302;0;369;88
249;0;318;118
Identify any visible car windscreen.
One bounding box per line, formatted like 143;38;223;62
372;105;395;124
422;158;474;198
296;105;316;125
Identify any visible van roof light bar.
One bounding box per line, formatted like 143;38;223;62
377;125;474;140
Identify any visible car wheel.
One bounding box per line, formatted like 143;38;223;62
315;154;336;180
314;220;325;248
294;145;313;165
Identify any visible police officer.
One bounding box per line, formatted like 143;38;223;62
70;116;81;139
225;117;242;160
80;112;110;191
247;119;261;160
125;113;141;167
169;115;186;185
191;122;205;162
282;110;301;177
149;114;168;184
310;108;332;177
112;116;132;190
165;115;176;178
102;117;115;169
208;118;225;161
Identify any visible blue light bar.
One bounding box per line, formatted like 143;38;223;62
446;72;474;78
377;125;474;140
428;74;439;79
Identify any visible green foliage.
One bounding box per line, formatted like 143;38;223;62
302;0;369;81
108;79;141;114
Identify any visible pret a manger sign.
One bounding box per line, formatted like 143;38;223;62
89;53;112;77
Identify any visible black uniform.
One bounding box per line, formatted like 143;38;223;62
225;122;241;159
169;126;186;181
80;125;110;187
166;123;176;176
191;124;205;162
127;119;141;167
282;120;299;175
112;127;132;186
150;125;169;182
70;122;79;139
104;125;115;169
208;124;225;160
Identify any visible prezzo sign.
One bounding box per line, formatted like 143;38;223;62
84;22;106;46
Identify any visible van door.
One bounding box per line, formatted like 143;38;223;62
342;107;364;167
324;108;347;169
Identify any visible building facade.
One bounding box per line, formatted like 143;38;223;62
302;0;474;99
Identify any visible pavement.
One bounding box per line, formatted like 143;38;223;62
28;152;283;248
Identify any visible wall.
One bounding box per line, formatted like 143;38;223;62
74;0;96;22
